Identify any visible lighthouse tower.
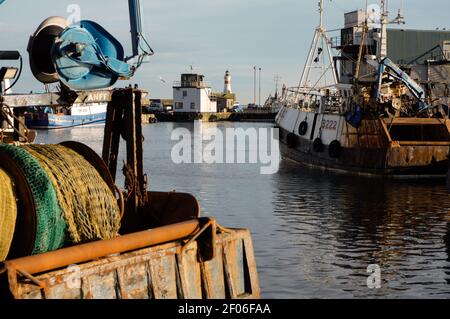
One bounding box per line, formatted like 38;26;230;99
224;70;232;94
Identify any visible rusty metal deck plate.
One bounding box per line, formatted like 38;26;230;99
6;229;260;300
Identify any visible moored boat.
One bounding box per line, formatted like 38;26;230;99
276;0;450;177
25;102;107;129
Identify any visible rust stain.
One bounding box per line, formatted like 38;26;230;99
5;229;260;300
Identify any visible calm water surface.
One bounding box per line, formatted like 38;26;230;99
36;122;450;299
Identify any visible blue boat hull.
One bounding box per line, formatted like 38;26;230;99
25;112;107;129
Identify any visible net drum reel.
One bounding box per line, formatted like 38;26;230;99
0;166;18;262
0;142;123;260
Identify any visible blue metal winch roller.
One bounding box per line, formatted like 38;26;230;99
52;21;132;90
27;0;152;91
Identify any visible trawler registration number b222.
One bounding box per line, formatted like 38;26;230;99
321;120;338;131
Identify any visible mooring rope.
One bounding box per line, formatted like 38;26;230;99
0;167;17;261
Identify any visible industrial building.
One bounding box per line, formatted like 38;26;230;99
335;10;450;85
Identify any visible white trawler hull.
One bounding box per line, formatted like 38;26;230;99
276;106;450;177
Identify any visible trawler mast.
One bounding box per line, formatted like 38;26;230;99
294;0;405;99
296;0;337;101
378;0;406;58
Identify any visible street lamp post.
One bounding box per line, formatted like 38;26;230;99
253;66;256;107
258;67;262;108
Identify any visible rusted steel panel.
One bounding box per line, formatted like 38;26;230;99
344;134;385;147
382;118;449;126
242;231;261;299
386;146;450;167
223;240;238;299
339;148;387;169
357;135;385;149
201;242;226;299
223;239;245;299
3;219;201;276
341;120;387;149
45;276;82;300
398;141;450;146
4;229;260;300
82;271;118;299
342;122;358;135
177;244;202;299
8;243;181;299
17;284;43;300
359;120;383;135
148;247;178;299
116;262;150;299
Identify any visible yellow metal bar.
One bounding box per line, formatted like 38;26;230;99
398;141;450;146
3;219;202;276
383;118;449;126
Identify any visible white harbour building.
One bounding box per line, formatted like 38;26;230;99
173;74;217;114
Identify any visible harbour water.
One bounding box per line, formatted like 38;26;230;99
36;122;450;299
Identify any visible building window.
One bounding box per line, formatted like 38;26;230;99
175;102;183;110
183;91;188;97
190;102;196;109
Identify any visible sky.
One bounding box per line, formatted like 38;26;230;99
1;0;450;104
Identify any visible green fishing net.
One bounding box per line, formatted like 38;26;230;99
0;144;67;255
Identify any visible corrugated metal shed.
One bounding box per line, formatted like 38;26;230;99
387;29;450;65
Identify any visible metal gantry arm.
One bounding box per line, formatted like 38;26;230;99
127;0;153;65
376;57;429;111
102;88;148;219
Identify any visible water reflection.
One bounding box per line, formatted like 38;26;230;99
271;161;450;298
35;123;450;298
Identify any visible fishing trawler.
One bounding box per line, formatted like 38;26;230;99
276;1;450;177
25;102;107;129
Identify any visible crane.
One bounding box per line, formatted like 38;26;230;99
375;57;430;112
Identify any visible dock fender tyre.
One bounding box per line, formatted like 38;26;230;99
328;140;342;158
313;138;324;153
298;121;308;136
286;133;297;149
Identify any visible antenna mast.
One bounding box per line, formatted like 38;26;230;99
319;0;324;29
274;75;282;96
378;0;405;58
378;0;389;58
